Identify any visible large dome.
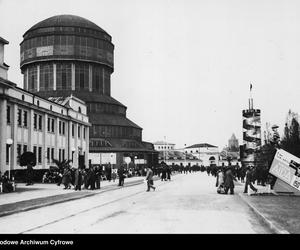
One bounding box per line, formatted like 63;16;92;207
24;14;108;37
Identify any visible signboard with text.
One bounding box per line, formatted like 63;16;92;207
269;149;299;190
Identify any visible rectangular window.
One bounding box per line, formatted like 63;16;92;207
23;145;27;153
33;146;37;159
7;106;11;124
62;72;66;89
62;149;65;161
38;147;42;164
78;125;81;138
6;144;9;164
23;110;28;127
17;144;22;163
80;73;84;89
83;127;86;139
72;124;74;137
51;148;54;162
38;115;42;130
47;118;51;132
59;121;62;134
47;147;50;163
34;113;37;129
17;109;22;126
59;149;61;162
62;122;65;135
51;119;55;132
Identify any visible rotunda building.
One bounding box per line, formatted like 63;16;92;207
20;14;157;167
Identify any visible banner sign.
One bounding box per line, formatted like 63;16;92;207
269;149;300;190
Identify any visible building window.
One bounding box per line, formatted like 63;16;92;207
23;145;27;153
56;63;71;90
33;146;37;159
47;148;50;163
38;147;42;164
83;127;86;139
72;124;74;137
23;110;28;127
17;109;22;126
51;119;55;132
59;149;61;162
59;121;62;134
78;125;81;138
6;106;11;124
6;144;9;164
51;148;54;162
38;115;42;130
62;122;65;135
17;144;22;164
34;113;37;129
62;149;65;161
47;118;51;132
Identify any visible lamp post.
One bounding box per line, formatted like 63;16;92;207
6;138;13;180
184;144;186;167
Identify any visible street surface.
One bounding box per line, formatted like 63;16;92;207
0;172;272;234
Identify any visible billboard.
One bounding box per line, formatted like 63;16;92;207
269;149;300;191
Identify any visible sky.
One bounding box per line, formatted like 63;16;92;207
1;0;300;150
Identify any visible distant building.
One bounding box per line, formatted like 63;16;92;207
0;38;90;175
153;141;200;166
180;143;219;166
228;133;239;151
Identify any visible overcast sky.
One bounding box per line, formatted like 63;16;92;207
1;0;300;149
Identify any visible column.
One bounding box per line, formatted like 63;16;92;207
74;123;78;168
53;63;56;91
102;68;105;95
11;104;18;170
55;117;59;162
28;109;34;151
85;125;89;168
89;65;92;92
37;65;40;92
43;114;47;169
0;99;7;173
71;63;75;91
68;121;72;161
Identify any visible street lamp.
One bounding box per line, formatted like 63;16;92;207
6;138;13;180
184;144;186;167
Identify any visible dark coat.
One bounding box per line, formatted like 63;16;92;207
224;168;235;189
74;169;82;186
145;169;154;180
62;168;71;185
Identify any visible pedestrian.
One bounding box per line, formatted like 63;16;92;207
89;166;96;190
62;166;72;189
244;166;258;194
161;165;167;181
118;165;125;186
112;168;117;182
216;167;225;194
74;168;82;191
224;166;236;195
95;166;101;189
106;163;112;182
145;166;156;192
166;166;171;181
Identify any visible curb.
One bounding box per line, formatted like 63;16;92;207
238;193;290;234
0;179;144;218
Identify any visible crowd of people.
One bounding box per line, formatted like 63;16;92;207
214;163;274;195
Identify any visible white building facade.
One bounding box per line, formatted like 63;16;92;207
0;78;90;174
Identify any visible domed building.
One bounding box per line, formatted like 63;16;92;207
20;14;157;167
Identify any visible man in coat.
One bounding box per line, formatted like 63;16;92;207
145;166;156;192
244;166;258;194
224;166;236;194
74;168;82;191
118;165;125;186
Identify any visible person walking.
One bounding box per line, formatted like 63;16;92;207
216;167;225;194
166;166;171;181
62;166;72;189
95;166;101;189
145;166;156;191
224;166;236;195
118;165;125;186
244;166;258;194
74;168;82;191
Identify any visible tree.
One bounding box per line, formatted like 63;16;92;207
52;159;72;173
281;117;300;158
19;151;36;167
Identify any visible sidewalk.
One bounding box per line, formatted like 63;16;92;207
0;176;147;218
236;180;300;234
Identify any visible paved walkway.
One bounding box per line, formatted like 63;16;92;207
0;176;147;217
